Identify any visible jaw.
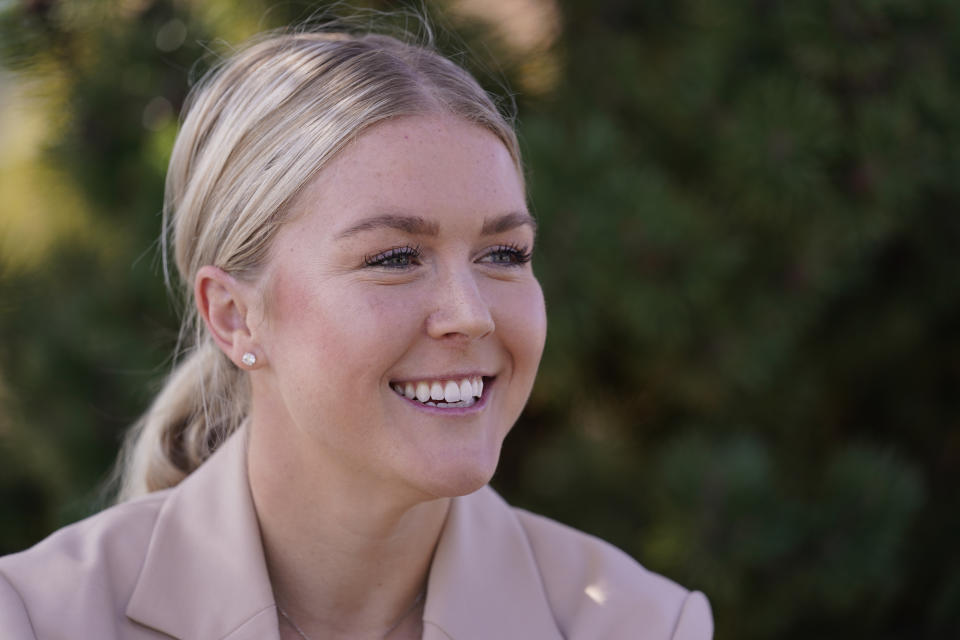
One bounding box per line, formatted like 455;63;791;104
382;379;512;499
411;440;505;498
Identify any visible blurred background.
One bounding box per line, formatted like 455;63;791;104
1;0;958;637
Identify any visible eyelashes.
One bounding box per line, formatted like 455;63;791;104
480;243;533;266
363;245;422;269
362;243;532;269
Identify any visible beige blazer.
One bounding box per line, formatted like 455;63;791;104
0;429;713;639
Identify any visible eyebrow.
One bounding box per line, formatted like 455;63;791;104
335;214;440;239
481;211;538;237
335;211;537;239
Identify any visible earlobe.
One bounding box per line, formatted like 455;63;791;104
195;265;259;367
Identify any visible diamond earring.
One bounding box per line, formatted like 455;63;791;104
241;352;257;367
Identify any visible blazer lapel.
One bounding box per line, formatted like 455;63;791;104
422;486;563;640
126;427;280;640
126;431;561;640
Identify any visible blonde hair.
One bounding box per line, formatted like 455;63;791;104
115;27;522;501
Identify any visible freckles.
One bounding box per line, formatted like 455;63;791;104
327;289;416;348
269;257;316;316
335;291;391;325
502;286;547;353
499;282;545;321
366;284;429;316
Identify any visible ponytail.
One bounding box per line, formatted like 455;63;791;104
116;339;247;500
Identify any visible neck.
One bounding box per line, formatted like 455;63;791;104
247;417;449;639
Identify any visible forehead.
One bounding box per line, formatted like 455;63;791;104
288;114;527;237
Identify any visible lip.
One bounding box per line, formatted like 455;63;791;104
391;376;496;416
389;372;495;385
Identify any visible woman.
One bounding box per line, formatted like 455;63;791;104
0;28;712;639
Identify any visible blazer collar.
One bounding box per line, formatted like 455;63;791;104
422;486;563;640
126;427;280;640
126;426;562;640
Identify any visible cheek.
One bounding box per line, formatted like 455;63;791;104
496;279;547;370
290;283;428;373
267;275;360;372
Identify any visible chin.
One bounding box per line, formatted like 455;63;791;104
427;471;494;499
414;446;502;499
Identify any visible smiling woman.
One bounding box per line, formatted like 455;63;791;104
0;24;711;640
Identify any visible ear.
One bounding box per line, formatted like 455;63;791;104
195;265;259;367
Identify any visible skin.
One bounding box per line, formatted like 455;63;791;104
195;114;547;639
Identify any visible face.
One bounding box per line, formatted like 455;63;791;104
249;114;546;499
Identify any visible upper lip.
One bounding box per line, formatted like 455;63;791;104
389;372;495;383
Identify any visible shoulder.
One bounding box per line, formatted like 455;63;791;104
0;492;168;588
513;507;713;640
0;492;169;639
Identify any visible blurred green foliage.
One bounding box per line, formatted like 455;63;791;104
1;0;958;637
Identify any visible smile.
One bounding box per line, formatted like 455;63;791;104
391;375;487;409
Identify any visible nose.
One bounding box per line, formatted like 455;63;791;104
425;267;495;341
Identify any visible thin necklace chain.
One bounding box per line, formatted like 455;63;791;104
277;590;425;640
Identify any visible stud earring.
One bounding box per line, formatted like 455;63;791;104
241;352;257;367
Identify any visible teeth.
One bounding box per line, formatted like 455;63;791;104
438;397;476;408
425;398;476;408
392;376;487;407
416;382;431;403
444;380;461;403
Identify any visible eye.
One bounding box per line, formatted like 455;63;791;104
478;243;532;266
364;245;422;269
